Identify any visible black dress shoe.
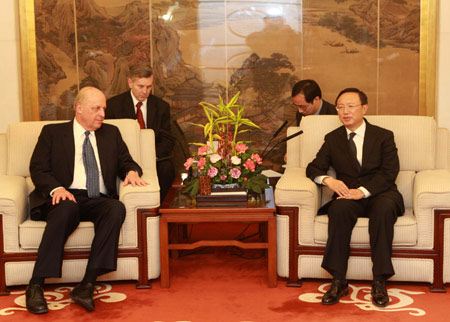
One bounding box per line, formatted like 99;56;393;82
25;283;48;314
69;282;95;312
321;279;349;305
372;280;389;307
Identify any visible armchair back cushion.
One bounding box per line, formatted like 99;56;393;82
6;119;142;177
293;115;437;171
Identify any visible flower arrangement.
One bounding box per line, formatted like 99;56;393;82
183;92;268;197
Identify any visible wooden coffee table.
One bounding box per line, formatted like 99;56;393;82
159;186;277;288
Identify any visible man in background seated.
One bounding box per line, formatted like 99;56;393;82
26;87;147;314
106;63;175;203
285;80;337;163
306;88;404;307
292;79;336;126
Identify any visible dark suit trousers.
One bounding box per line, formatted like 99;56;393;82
32;190;126;279
321;193;399;280
157;158;175;203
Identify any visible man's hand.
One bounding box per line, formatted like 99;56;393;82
323;177;351;198
52;187;76;205
337;189;364;200
123;170;148;187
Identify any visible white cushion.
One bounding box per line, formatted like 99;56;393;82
19;220;123;250
314;209;417;246
297;115;437;171
6;119;141;177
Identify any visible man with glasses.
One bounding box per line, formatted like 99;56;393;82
292;79;336;126
306;88;404;307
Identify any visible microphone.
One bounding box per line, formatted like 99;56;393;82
260;120;288;157
279;130;303;143
262;130;303;160
272;120;288;138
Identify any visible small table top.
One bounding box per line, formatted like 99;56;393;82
160;186;276;213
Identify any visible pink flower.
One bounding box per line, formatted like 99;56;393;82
244;159;256;172
235;143;248;154
208;167;218;178
184;157;195;170
197;157;206;170
251;153;263;165
209;154;221;164
198;145;210;156
220;174;227;180
230;168;241;179
231;156;241;165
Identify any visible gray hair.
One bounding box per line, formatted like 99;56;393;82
128;63;153;79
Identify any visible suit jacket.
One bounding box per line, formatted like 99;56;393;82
306;119;404;214
29;121;142;219
296;99;337;126
106;91;174;158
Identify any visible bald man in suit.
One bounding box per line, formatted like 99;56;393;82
26;87;147;314
106;64;175;203
306;88;404;307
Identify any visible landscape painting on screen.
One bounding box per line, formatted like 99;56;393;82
34;0;420;169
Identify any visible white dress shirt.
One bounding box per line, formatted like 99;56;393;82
48;118;109;197
130;90;147;128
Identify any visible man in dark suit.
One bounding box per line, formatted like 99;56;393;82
306;88;404;307
285;80;337;162
106;64;175;203
292;79;337;126
26;87;148;314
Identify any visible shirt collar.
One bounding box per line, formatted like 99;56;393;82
73;118;93;138
314;99;324;115
130;90;143;107
346;119;366;138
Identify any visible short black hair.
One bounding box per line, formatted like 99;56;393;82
335;88;368;105
291;79;322;103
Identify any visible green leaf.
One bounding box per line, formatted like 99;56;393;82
189;142;208;147
227;92;240;107
188;122;206;129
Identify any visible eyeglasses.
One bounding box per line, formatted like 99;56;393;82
335;104;362;112
294;103;311;111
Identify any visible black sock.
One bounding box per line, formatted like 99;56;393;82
29;277;45;287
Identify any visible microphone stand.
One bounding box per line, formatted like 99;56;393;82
261;130;303;160
260;120;288;157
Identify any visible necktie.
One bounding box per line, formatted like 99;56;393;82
348;132;360;171
82;131;100;198
136;101;145;129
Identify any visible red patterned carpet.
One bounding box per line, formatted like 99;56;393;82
0;250;449;322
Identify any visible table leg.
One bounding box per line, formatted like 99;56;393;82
267;216;277;287
160;217;170;288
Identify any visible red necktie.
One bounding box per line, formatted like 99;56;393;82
136;101;145;129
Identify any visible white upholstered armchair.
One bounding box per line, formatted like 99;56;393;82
275;115;450;290
0;119;161;294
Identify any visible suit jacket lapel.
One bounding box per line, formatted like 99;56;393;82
361;120;376;169
62;121;75;179
95;126;108;180
146;95;157;129
123;92;138;119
